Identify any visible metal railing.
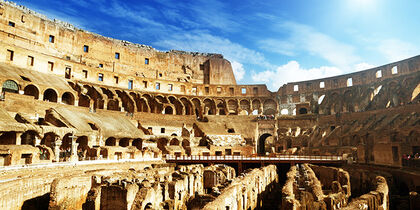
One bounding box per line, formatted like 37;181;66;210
165;154;343;161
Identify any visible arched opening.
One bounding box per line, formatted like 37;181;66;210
78;94;90;108
170;138;179;146
263;99;277;115
0;131;17;145
280;109;288;115
157;138;169;152
258;133;272;155
119;138;130;147
2;80;19;94
61;92;75;105
40;132;57;149
203;99;216;115
107;99;119;111
105;137;116;146
43;89;58;102
23;85;39;99
180;98;193;115
60;133;73;151
20;130;38;146
168;96;183;115
227;99;238;114
132;138;142;150
298;108;308;114
76;136;89;160
163;106;173;115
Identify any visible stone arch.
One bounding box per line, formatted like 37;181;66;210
76;136;89;151
216;100;227;115
227;99;238;114
116;90;135;113
180;97;193;115
60;133;74;151
329;92;341;114
170;138;180;146
20;130;39;146
191;98;202;117
203;98;216;115
240;99;251;112
40;132;57;149
157;138;169;152
61;92;75;105
78;94;90;108
2;80;19;93
138;97;150;112
252;99;261;114
133;138;142;150
23;84;39;99
107;99;120;111
119;138;130;147
43;88;58;102
142;94;154;112
343;90;354;112
105;137;116;146
263;99;276;115
168;96;183;115
258;133;272;155
0;131;17;145
163;106;174;115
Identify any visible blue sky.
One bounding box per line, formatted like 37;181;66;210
13;0;420;90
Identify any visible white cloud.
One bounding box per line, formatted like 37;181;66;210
252;61;342;91
231;61;245;81
259;21;360;71
378;39;419;62
154;32;273;69
354;62;375;71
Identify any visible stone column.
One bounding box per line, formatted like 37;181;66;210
34;135;41;146
70;139;79;162
15;132;22;145
53;139;62;162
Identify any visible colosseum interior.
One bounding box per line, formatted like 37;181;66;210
0;1;419;210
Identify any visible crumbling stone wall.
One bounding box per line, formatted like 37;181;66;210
48;175;92;210
202;165;278;210
342;176;389;210
281;164;352;210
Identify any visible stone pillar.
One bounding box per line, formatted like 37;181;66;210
70;139;79;162
54;139;62;162
15;132;22;145
129;139;134;146
35;135;41;146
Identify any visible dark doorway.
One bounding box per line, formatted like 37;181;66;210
258;133;272;155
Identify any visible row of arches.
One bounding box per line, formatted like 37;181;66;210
2;80;76;105
76;83;279;116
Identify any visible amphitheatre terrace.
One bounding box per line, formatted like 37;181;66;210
0;1;419;209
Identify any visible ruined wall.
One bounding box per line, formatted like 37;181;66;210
202;165;278;210
278;56;420;115
281;164;353;210
49;175;92;210
343;176;389;210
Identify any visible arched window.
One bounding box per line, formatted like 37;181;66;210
2;80;19;93
43;89;58;102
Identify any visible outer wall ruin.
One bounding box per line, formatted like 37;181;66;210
0;1;420;209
